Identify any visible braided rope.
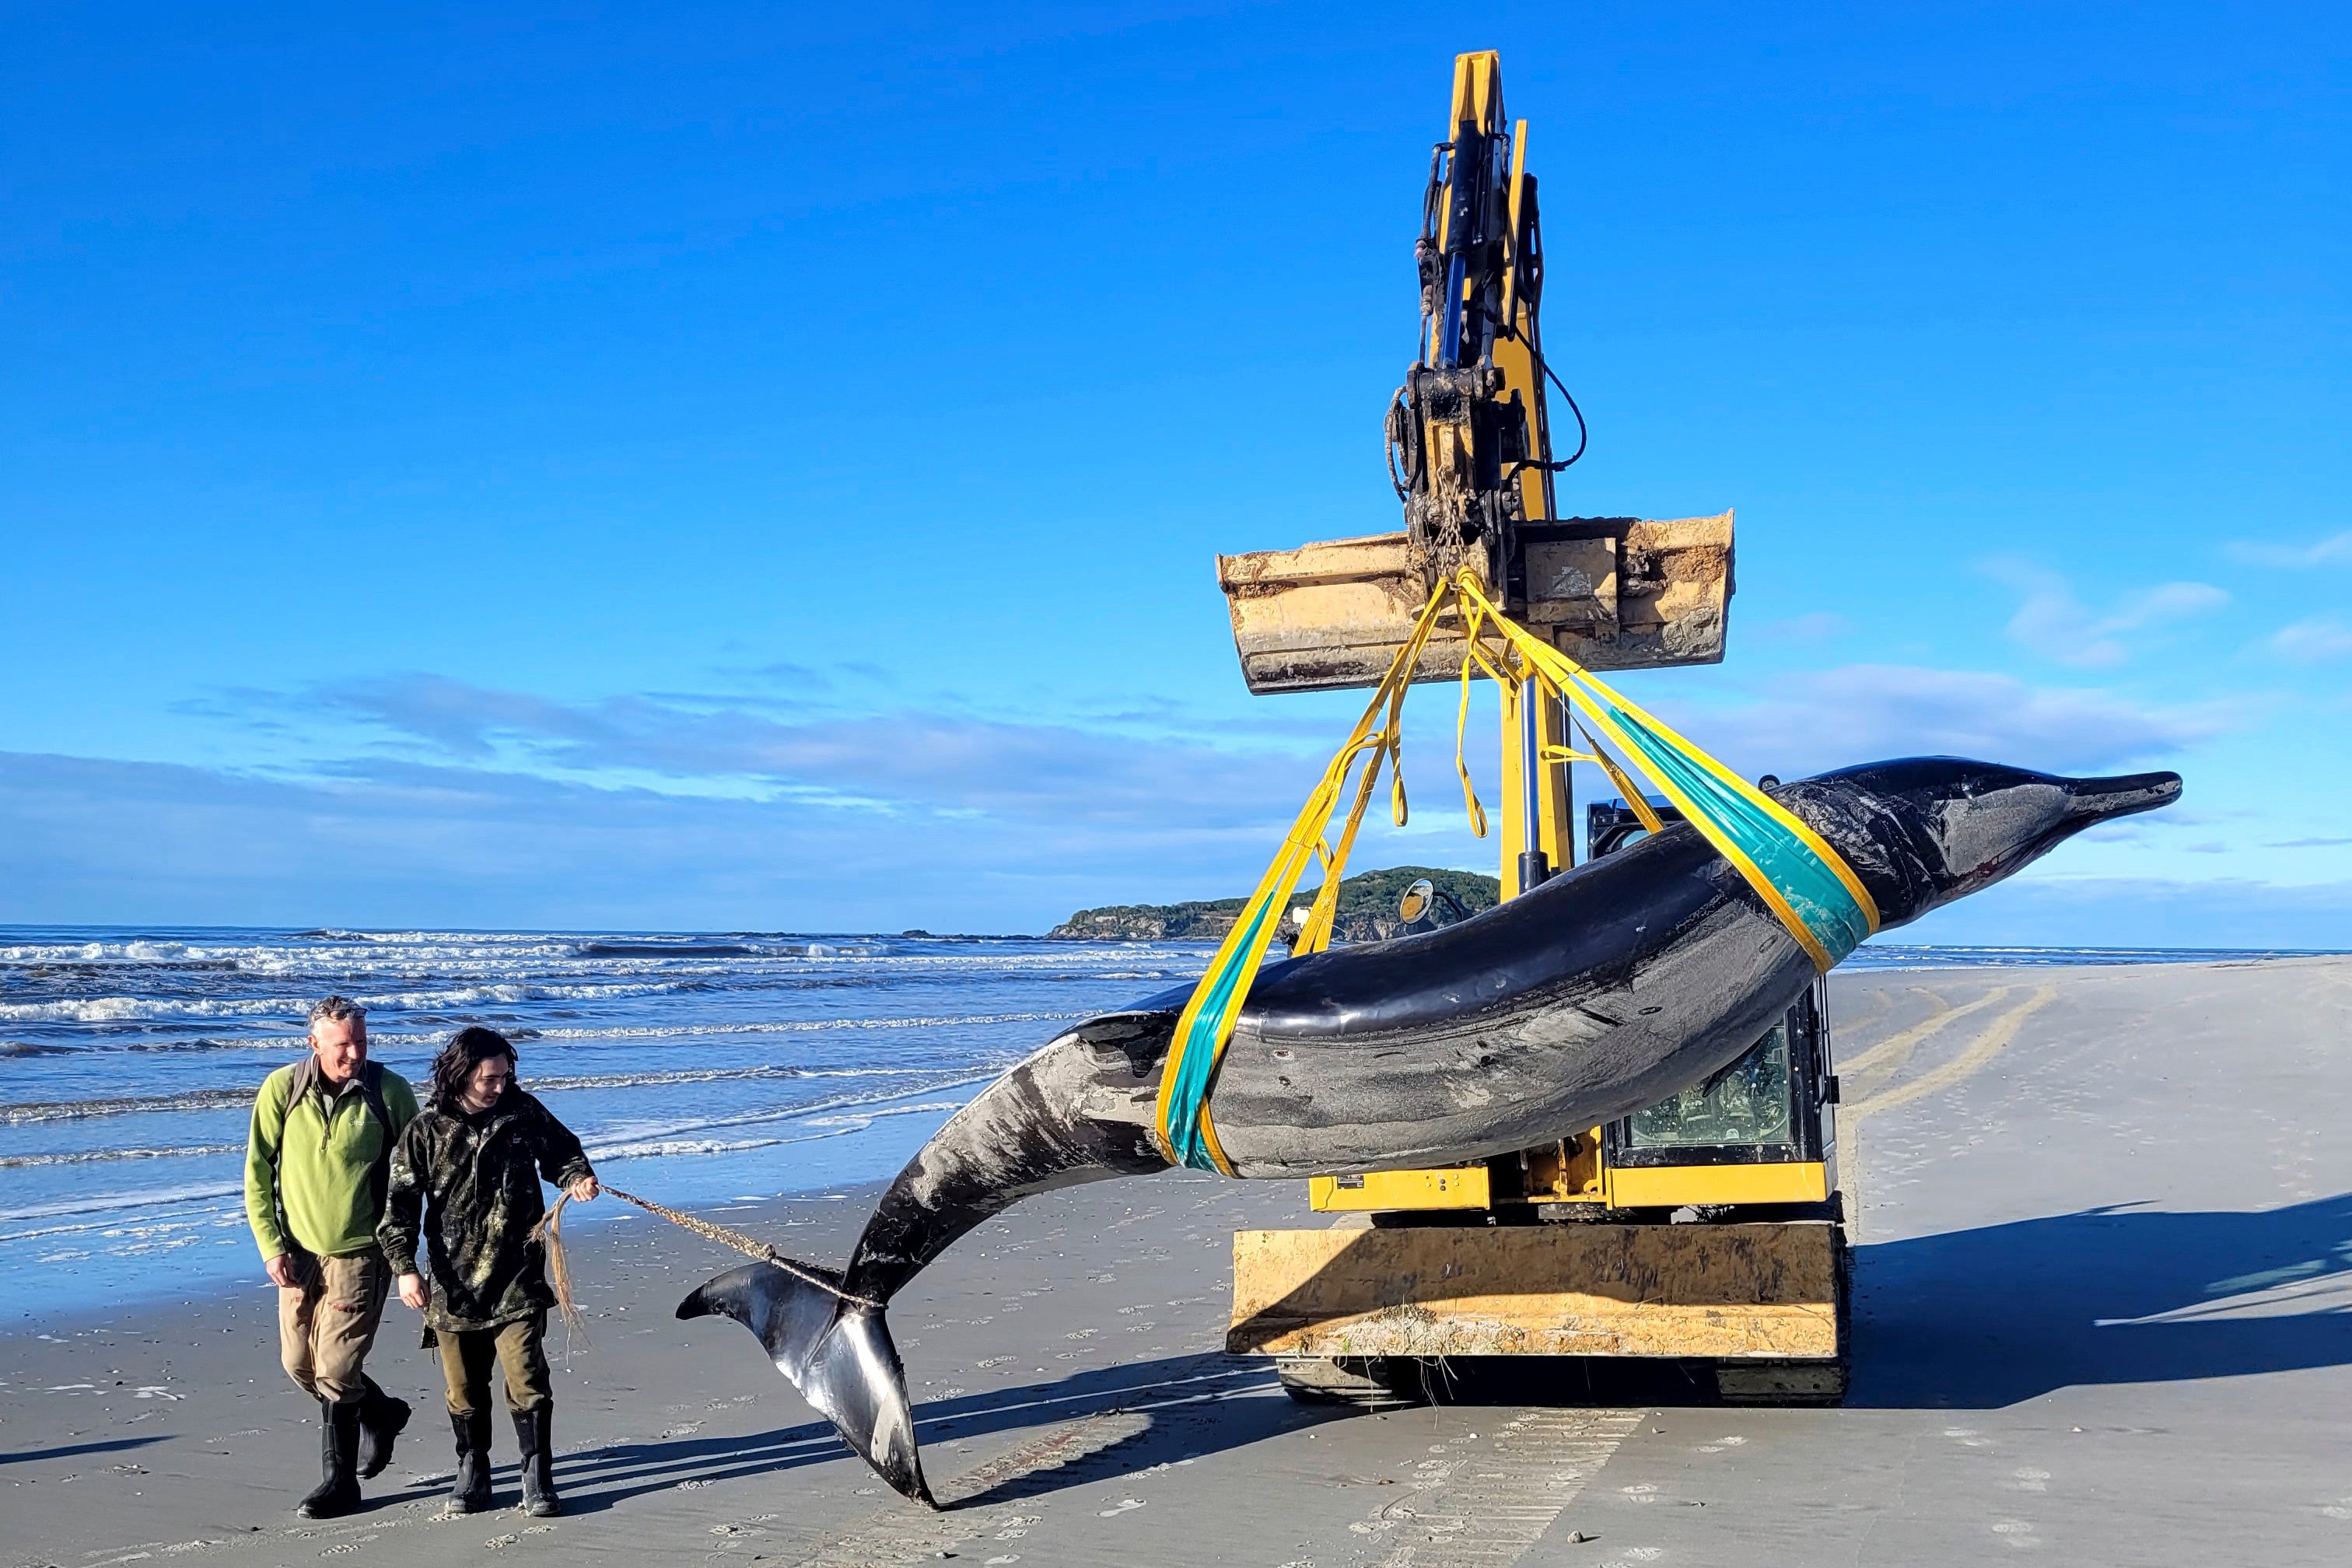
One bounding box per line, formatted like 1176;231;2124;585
534;1183;882;1336
538;1191;593;1349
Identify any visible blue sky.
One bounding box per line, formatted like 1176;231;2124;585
3;2;2347;944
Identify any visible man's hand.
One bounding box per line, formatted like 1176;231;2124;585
565;1174;599;1203
397;1272;429;1312
264;1253;306;1290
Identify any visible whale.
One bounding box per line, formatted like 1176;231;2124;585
678;757;2179;1503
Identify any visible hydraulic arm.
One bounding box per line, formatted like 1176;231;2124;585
1386;51;1573;600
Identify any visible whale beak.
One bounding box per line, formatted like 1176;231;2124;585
2061;770;2182;825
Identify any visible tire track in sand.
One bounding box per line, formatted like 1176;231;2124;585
1840;985;2056;1240
1844;985;2056;1122
1838;985;2014;1094
782;1409;1148;1566
1344;1409;1643;1568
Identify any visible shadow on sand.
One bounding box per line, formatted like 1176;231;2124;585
0;1433;172;1466
551;1349;1314;1512
1847;1190;2352;1407
547;1194;2352;1506
1399;1192;2352;1410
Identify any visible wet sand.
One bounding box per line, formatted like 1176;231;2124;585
5;956;2349;1567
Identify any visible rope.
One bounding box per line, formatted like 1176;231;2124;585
534;1183;882;1348
537;1186;593;1349
607;1185;881;1306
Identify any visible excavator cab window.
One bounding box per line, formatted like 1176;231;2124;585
1626;1020;1795;1150
1605;982;1831;1170
1584;796;1671;860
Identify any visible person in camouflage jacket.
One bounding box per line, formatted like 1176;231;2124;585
379;1026;596;1517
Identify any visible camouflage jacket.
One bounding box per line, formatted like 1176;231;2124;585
377;1087;593;1333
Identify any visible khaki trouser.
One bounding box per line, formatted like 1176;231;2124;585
278;1248;390;1405
436;1312;552;1416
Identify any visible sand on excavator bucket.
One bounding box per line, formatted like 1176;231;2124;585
1215;512;1734;696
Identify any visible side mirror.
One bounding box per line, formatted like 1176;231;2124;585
1398;878;1435;926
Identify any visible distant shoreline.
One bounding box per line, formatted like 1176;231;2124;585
3;920;2347;956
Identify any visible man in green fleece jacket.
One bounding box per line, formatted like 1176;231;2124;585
244;996;421;1519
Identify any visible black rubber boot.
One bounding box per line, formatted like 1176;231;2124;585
446;1409;494;1514
296;1399;363;1518
511;1405;558;1517
356;1379;411;1480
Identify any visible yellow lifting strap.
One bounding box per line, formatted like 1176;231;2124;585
1451;572;1879;968
1542;721;1664;835
1153;570;1880;1176
1151;583;1453;1174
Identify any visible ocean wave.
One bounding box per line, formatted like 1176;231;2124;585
0;1143;243;1169
6;1005;1077;1059
527;1061;1010;1094
0;978;692;1024
0;1205;251;1247
4;1087;264;1124
576;940;759;958
0;1108;1009;1266
1;1076;992;1192
585;1101;968;1160
0;1182;245;1227
116;1035;338;1054
527;1010;1087;1041
586;1100;967;1161
0;1040;79;1058
0;929;1213;1302
578;1072;996;1150
0;1058;1011;1125
0;995;300;1024
110;1028;477;1054
586;1132;825;1160
798;1100;969;1128
0;934;580;967
0;940;208;964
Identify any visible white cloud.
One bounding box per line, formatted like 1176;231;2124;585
1656;663;2217;780
0;749;1298;933
309;674;1323;830
2271;616;2352;663
0;658;2248;931
9;744;2328;946
2224;530;2352;569
1987;561;2230;669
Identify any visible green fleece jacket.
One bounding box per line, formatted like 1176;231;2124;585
245;1057;421;1261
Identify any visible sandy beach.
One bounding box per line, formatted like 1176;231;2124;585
6;955;2349;1568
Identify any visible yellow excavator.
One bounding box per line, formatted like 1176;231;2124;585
1216;51;1848;1406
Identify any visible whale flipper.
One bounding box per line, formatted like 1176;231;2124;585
677;1263;931;1506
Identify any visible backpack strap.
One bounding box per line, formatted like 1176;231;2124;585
264;1062;305;1258
359;1062;398;1220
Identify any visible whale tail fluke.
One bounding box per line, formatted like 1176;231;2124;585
677;1262;933;1507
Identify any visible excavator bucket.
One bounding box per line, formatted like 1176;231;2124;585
1216;513;1734;694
